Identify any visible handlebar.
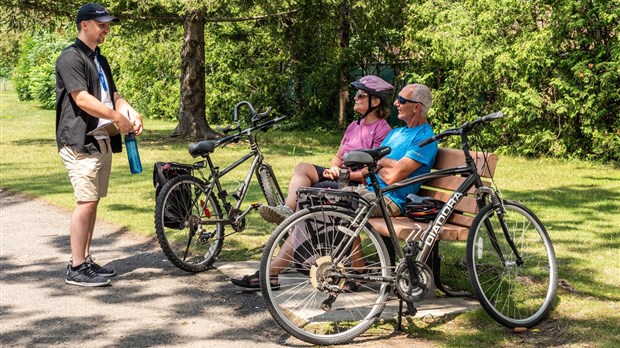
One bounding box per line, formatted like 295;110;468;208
233;101;257;123
216;114;286;147
419;111;504;147
218;102;273;135
233;101;273;123
188;109;286;158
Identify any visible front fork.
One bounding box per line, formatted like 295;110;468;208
477;187;524;266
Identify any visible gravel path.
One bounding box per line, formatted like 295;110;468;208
0;189;443;347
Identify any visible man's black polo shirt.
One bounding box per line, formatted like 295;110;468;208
55;38;122;154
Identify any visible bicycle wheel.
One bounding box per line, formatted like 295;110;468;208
467;200;557;328
256;163;284;207
260;206;391;346
155;175;224;272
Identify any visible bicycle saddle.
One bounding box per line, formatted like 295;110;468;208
188;140;218;157
343;146;391;169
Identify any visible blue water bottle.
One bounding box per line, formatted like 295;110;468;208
125;112;142;174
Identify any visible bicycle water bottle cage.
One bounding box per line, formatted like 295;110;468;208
343;146;391;171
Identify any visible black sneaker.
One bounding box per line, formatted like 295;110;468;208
66;263;111;287
85;255;116;277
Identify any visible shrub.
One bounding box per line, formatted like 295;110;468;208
12;31;71;108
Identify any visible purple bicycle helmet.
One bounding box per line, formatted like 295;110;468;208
350;75;395;103
350;75;395;123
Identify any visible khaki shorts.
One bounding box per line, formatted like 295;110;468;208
342;185;401;217
59;139;112;202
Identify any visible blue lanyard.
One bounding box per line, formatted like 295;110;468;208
94;52;108;93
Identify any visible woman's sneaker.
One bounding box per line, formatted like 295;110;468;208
66;263;111;287
258;205;293;224
85;255;115;277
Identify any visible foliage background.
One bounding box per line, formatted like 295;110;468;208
2;0;619;163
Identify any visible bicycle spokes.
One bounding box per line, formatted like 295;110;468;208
467;201;557;328
260;207;391;345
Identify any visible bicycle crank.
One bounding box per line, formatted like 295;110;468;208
394;259;433;302
228;208;246;232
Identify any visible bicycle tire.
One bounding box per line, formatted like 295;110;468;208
155;175;224;272
260;206;391;346
256;163;284;207
466;200;557;328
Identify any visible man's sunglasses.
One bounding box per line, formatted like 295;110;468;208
397;95;423;105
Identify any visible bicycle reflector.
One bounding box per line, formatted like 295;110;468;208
404;194;444;222
200;200;211;218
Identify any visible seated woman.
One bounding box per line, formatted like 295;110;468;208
257;75;395;225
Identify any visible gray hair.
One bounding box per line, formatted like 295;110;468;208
410;83;432;116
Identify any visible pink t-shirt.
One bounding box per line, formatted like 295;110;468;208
337;118;392;158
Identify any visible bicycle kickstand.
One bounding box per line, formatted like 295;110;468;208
397;299;418;331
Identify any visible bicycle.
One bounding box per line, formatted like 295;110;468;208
258;111;558;345
154;101;286;272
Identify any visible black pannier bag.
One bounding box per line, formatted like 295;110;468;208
404;193;445;222
153;162;193;229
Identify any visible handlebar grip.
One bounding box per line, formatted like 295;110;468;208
257;115;287;132
253;107;273;122
419;136;437;147
216;124;240;134
481;110;504;122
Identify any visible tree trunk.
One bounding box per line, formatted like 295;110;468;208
174;10;221;140
337;0;351;128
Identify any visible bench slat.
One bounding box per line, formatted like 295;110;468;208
435;148;499;178
369;217;469;242
421;177;493;194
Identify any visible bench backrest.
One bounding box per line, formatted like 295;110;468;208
417;148;499;228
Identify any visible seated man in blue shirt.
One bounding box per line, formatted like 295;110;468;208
231;83;438;289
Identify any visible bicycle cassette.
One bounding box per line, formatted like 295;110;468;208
394;259;433;302
309;256;346;291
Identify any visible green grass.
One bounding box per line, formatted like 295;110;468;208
1;88;619;347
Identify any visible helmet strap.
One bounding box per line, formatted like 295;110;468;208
356;97;379;125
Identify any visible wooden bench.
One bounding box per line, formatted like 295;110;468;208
368;147;499;295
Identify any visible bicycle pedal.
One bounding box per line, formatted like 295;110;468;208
405;302;417;317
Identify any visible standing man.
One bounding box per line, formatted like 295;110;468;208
56;3;143;287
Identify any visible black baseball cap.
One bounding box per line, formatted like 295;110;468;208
76;3;120;24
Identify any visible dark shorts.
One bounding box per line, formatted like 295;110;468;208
312;165;361;189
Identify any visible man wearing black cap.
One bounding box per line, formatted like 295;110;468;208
56;2;144;287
